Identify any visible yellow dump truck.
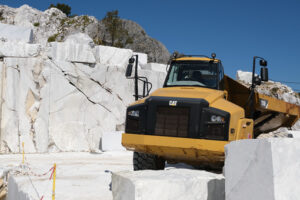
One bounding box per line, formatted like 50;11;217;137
122;53;300;170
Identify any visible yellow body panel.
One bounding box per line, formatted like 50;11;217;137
175;57;220;63
122;134;228;165
150;87;224;104
257;94;300;119
123;86;254;163
209;98;246;141
235;118;254;140
137;87;249;141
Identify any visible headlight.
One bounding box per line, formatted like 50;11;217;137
126;104;147;134
210;115;224;123
128;110;139;117
201;107;230;141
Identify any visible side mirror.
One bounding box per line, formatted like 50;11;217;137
129;57;135;64
261;67;268;82
125;64;133;77
260;59;267;67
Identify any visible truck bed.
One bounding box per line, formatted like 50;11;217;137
224;75;300;136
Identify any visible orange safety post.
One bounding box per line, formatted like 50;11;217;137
52;163;56;200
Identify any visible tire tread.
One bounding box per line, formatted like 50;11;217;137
133;152;165;170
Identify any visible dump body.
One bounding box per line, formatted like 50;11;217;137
122;57;300;166
224;75;300;135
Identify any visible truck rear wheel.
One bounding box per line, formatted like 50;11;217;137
133;152;165;170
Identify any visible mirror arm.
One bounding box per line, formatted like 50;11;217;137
251;56;256;89
133;55;139;101
126;55;153;100
250;56;267;118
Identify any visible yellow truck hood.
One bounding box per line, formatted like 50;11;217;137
149;87;225;104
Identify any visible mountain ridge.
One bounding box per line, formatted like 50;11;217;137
0;4;170;63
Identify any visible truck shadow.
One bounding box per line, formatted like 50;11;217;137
165;162;223;174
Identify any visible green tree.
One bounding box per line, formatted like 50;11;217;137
49;3;71;16
102;10;132;47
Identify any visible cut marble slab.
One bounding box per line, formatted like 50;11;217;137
225;138;300;200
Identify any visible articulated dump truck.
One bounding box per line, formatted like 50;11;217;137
122;53;300;170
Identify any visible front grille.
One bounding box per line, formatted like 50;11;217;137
155;106;189;137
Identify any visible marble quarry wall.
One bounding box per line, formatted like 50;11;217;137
0;32;166;153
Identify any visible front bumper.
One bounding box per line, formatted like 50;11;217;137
122;133;229;165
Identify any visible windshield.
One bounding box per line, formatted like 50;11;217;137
165;61;218;89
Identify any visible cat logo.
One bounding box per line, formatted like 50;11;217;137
169;100;177;106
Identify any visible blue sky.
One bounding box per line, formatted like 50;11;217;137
2;0;300;91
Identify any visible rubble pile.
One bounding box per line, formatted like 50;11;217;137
236;70;300;105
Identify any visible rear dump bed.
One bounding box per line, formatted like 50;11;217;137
224;75;300;136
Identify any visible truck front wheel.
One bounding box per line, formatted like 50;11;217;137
133;152;165;170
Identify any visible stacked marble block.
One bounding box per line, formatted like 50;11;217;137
0;23;33;43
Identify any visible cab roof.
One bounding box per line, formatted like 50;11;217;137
173;57;220;63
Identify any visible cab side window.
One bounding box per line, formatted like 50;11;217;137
219;63;224;90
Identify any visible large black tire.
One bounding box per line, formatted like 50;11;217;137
133;152;165;170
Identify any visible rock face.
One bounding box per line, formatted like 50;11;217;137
101;131;125;151
0;32;166;153
0;5;67;45
0;4;170;63
112;169;225;200
225;139;300;200
121;19;170;63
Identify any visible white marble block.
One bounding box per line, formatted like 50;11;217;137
225;138;300;200
101;131;125;151
0;23;33;43
133;52;148;66
141;63;167;72
94;45;133;67
47;41;96;63
0;41;41;57
112;169;225;200
236;70;253;84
